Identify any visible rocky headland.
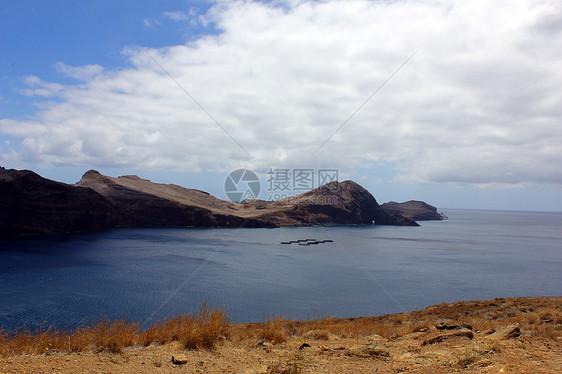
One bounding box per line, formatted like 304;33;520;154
0;167;417;237
381;200;446;221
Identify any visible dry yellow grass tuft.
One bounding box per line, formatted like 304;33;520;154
1;297;560;360
260;316;292;344
0;303;228;357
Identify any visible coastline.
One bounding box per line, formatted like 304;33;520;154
1;296;560;373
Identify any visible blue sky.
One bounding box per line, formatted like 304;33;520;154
1;0;562;211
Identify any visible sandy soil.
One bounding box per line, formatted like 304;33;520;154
1;297;560;374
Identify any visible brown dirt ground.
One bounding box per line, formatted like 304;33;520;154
1;297;560;374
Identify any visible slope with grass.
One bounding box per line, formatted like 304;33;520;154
1;297;560;373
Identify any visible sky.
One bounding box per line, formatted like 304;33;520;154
1;0;561;212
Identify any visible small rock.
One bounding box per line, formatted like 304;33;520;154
298;343;311;350
435;322;473;331
256;340;273;349
436;322;459;330
171;354;188;365
422;328;474;345
489;323;521;339
344;344;390;358
45;349;58;356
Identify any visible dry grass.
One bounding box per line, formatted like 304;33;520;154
0;303;228;358
1;297;560;358
456;349;482;368
260;316;292;344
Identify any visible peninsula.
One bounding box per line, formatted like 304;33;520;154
0;168;417;237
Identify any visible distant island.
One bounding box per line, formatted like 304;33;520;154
381;200;447;221
0;167;429;237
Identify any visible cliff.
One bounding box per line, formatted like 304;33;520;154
381;200;445;221
0;168;417;237
0;168;115;236
77;171;417;228
75;170;275;229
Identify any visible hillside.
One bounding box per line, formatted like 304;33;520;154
0;167;416;236
1;297;560;373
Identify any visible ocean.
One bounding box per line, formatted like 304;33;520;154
0;209;560;331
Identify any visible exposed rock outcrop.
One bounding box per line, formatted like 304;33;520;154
488;323;521;339
422;328;474;345
381;200;445;221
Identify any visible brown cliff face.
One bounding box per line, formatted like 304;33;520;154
381;200;444;221
261;181;418;226
0;168;115;236
0;168;417;237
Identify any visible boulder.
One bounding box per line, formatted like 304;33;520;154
422;328;474;345
488;323;521;339
344;344;390;358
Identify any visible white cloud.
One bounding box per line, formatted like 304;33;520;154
54;62;104;81
18;76;64;97
1;0;562;186
162;10;190;22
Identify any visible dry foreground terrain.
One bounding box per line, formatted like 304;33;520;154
1;297;560;374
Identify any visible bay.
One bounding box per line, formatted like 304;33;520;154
0;209;560;331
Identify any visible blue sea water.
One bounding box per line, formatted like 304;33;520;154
0;209;560;331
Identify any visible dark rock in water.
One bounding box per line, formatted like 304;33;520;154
0;167;418;237
0;168;116;236
381;200;445;221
